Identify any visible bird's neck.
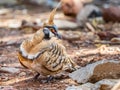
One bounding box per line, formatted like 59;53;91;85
20;29;45;58
30;29;45;47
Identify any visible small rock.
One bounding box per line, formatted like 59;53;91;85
102;6;120;22
96;31;118;40
0;86;17;90
0;67;20;74
20;20;42;32
7;20;21;29
98;45;120;55
96;79;119;90
61;0;83;17
6;40;16;45
100;84;111;90
2;77;9;81
0;9;12;15
66;85;80;90
66;83;97;90
55;19;79;29
69;60;120;83
111;37;120;42
62;31;81;41
112;81;120;90
19;72;26;77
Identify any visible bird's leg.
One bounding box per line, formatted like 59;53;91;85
46;75;54;83
55;74;69;80
33;73;40;80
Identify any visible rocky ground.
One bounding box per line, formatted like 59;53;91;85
0;4;120;90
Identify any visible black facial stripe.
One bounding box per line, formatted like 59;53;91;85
43;28;50;39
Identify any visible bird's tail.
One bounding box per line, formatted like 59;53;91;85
64;57;80;72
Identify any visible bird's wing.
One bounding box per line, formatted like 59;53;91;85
40;40;79;72
28;37;63;60
20;29;45;59
40;42;67;72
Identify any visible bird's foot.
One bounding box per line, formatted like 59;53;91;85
33;73;40;80
26;73;40;82
55;74;69;80
45;75;54;83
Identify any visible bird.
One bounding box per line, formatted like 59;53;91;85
18;2;79;82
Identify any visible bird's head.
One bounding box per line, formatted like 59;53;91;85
43;2;62;39
43;25;61;39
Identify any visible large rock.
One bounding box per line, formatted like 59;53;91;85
69;60;120;83
61;0;84;16
76;5;101;25
66;79;119;90
66;83;96;90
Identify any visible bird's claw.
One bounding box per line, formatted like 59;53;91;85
46;75;54;83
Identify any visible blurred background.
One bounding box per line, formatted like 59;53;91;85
0;0;120;90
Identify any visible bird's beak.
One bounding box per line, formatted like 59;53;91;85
55;33;62;39
45;25;62;39
53;31;62;39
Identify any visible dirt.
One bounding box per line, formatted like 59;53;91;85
0;4;120;90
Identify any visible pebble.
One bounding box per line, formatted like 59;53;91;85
19;72;26;77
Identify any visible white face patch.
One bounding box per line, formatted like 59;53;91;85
49;31;54;38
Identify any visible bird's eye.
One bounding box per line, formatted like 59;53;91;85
51;29;55;33
43;28;50;39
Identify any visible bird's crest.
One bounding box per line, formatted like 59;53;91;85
44;1;61;26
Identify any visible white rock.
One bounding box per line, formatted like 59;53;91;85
0;9;12;15
66;83;97;90
7;20;21;29
54;20;79;29
0;67;19;74
66;79;119;90
69;60;120;83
